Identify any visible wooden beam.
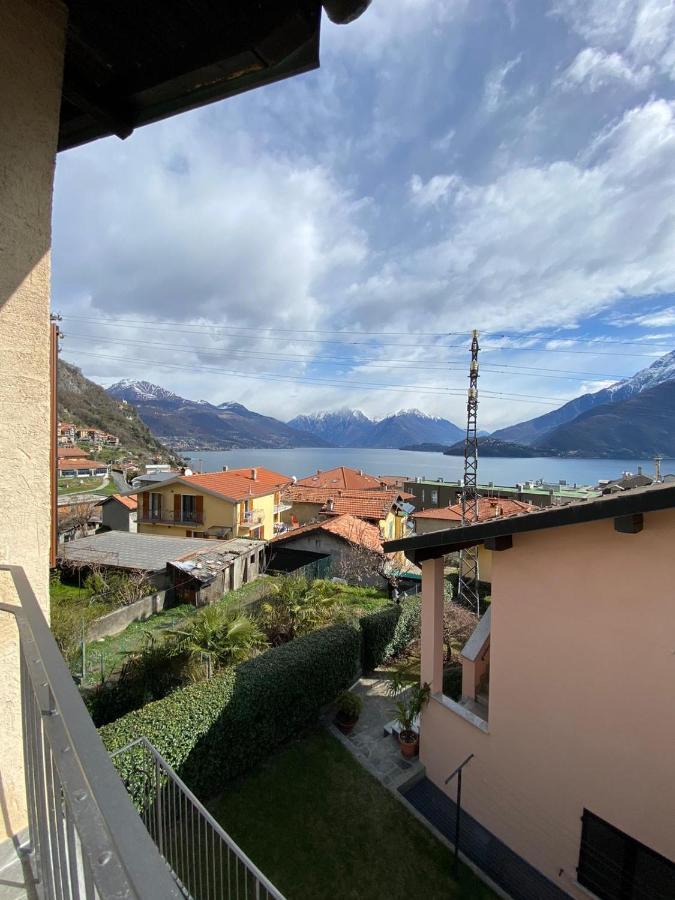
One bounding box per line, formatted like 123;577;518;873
614;513;644;534
484;535;513;551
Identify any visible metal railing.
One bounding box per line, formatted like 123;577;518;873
241;509;264;526
273;502;292;515
0;564;182;899
111;738;285;900
139;509;204;525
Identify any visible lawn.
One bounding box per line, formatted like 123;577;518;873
58;476;117;495
208;729;496;900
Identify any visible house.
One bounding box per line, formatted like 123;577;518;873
57;456;109;479
168;538;266;606
57;499;101;543
0;0;367;891
57;421;77;445
412;497;536;582
135;467;293;541
404;477;600;511
97;493;138;532
282;485;413;540
384;482;675;900
599;466;654;494
295;465;388;491
268;513;386;585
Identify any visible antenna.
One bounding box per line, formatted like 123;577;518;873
457;329;481;614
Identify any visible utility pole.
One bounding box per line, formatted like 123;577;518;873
457;330;481;614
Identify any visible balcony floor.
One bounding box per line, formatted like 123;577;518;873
0;845;36;900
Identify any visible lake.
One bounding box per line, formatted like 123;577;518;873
183;448;663;488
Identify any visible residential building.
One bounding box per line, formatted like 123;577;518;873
295;465;388;491
0;0;367;893
136;467;293;541
384;483;675;900
282;485;413;540
412;497;536;581
268;513;386;585
97;493;138;532
57;421;77;445
404;478;600;511
57;499;101;543
57;456;109;478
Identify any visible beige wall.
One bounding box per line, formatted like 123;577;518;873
420;510;675;898
0;0;67;841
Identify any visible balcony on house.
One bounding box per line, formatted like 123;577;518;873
273;502;292;515
239;509;265;528
138;508;205;526
0;564;284;900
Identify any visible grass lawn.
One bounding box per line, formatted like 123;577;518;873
208;729;496;900
58;476;118;496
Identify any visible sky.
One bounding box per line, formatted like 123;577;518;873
52;0;675;431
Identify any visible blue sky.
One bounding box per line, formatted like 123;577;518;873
52;0;675;430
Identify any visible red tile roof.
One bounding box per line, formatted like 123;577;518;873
180;467;293;501
58;447;90;459
413;497;536;522
295;466;387;491
271;514;384;553
57;457;104;470
112;493;137;510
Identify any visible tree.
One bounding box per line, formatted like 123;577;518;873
169;605;266;678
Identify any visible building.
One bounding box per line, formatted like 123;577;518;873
97;493;138;532
598;466;654;493
0;0;368;893
168;538;266;606
57;456;109;479
295;465;388;491
135;467;293;541
384;483;675;900
404;478;600;511
57;421;77;445
412;497;536;581
282;485;413;538
57;499;101;543
268;513;386;584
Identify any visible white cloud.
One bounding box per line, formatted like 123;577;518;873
409;173;460;207
483;55;522;113
560;47;652;91
620;307;675;327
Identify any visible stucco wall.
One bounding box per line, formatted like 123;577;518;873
419;509;675;897
277;532;386;587
0;0;67;841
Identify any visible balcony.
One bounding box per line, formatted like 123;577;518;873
0;564;284;899
139;509;204;526
239;509;264;529
273;502;292;515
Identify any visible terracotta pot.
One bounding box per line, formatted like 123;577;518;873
399;729;418;759
335;713;358;735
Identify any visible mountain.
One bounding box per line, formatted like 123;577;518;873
287;408;463;448
492;350;675;446
442;437;558;458
287;409;373;447
537;380;675;458
106;380;329;450
58;362;176;461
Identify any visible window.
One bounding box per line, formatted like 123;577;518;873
578;809;675;900
149;492;162;518
181;494;197;522
430;489;439;505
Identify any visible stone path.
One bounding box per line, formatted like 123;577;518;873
325;675;424;789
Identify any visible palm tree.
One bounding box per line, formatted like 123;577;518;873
169;605;266;678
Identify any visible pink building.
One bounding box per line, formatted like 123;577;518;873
384;482;675;900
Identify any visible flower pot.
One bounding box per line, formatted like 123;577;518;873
335;713;358;735
399;729;418;759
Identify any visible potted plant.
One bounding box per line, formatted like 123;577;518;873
393;681;430;758
334;690;363;735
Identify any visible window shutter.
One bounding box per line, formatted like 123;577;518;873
142;493;149;518
195;495;203;522
174;493;181;521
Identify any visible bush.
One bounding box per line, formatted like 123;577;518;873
443;664;463;700
101;622;361;805
359;604;401;672
336;690;363;720
384;595;421;660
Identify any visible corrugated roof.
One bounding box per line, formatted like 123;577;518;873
58;531;220;572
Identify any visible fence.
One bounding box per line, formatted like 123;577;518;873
112;737;285;900
0;564;182;899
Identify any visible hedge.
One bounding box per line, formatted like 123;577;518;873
359;604;401;671
101;622;361;805
384;595;421;659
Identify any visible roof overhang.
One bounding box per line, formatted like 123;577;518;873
383;483;675;565
59;1;371;152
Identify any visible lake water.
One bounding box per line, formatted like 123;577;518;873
183;448;662;488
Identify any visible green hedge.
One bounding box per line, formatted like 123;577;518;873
101;622;361;805
359;604;401;671
384;595;421;659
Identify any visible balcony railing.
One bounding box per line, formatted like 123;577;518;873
0;565;182;899
139;509;204;526
273;502;292;515
112;738;285;900
0;564;285;899
240;509;264;527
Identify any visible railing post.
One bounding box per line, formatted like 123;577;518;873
155;755;163;855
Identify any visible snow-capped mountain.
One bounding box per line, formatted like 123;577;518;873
106;381;329;449
492;349;675;447
287;407;463;448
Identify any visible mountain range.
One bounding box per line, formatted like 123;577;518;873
287;408;464;448
106;380;328;450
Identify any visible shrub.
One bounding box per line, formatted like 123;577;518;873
359;604;401;672
443;664;463;700
101;622;361;805
384;595;421;660
336;690;363;720
257;576;347;645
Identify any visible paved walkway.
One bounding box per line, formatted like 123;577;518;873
325;675;424;789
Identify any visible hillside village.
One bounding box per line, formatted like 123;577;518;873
3;3;675;900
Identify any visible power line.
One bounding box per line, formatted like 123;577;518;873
65;350;567;404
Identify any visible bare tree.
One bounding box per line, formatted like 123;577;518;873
58;501;96;542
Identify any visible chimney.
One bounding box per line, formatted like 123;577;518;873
637;465;642;476
359;469;363;476
326;497;334;511
655;456;662;481
251;468;257;481
222;465;229;472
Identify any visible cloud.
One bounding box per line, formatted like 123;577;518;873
409;173;460;207
617;306;675;327
560;47;652;91
483;55;522;113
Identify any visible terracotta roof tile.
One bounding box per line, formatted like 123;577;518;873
295;466;386;491
181;467;293;501
271;514;383;553
112;493;137;510
413;497;536;522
